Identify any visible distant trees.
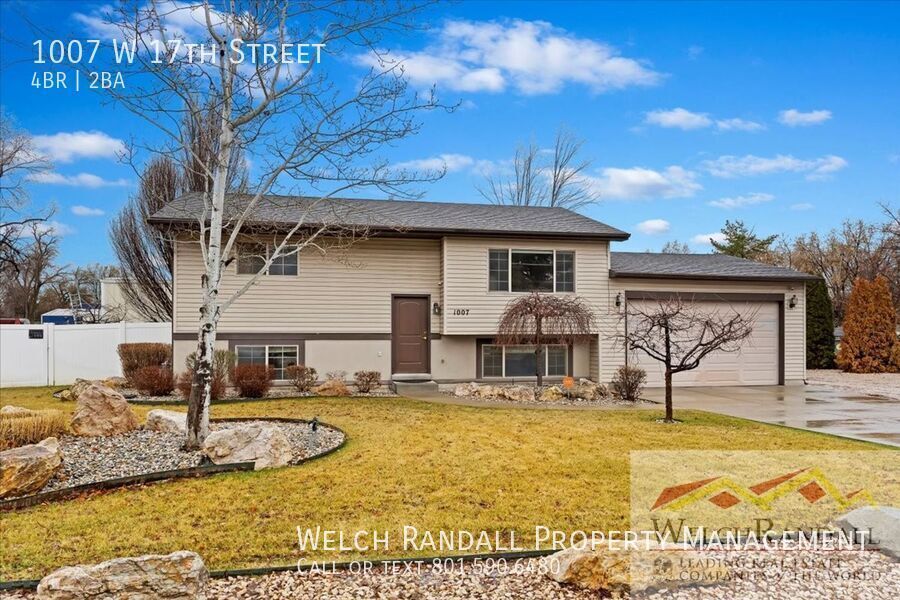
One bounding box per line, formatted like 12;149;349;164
710;220;778;260
0;221;66;321
479;127;600;211
660;240;690;254
836;276;899;373
806;279;836;369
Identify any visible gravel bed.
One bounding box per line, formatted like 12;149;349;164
439;386;656;407
807;369;900;400
128;387;397;404
8;419;344;500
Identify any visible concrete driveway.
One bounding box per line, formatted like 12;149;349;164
642;385;900;447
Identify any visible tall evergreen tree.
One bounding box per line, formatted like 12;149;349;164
710;220;778;260
806;279;836;369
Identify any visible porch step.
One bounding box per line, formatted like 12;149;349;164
391;380;439;395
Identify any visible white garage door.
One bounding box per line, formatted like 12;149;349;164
627;300;779;387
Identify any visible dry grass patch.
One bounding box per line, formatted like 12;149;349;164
0;386;888;581
0;409;69;450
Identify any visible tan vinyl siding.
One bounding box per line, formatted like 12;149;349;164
600;278;806;384
173;237;441;334
441;237;610;335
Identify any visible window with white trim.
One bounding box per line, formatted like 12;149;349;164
488;250;574;293
481;344;568;378
235;345;299;380
236;243;298;276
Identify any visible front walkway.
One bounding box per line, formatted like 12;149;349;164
641;384;900;447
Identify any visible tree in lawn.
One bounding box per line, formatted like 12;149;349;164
618;298;754;422
710;220;778;260
495;293;596;387
88;2;444;448
836;276;898;373
806;278;836;369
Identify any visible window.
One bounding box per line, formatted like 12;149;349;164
236;244;298;276
481;344;568;378
488;250;575;293
235;345;299;380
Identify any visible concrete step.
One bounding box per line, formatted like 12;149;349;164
391;380;439;395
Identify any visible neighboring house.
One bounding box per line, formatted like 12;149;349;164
150;194;817;387
99;277;148;322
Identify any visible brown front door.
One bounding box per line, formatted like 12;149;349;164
392;295;430;374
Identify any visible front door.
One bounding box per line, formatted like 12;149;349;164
391;296;430;374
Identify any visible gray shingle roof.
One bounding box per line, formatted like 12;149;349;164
610;251;818;282
149;192;630;240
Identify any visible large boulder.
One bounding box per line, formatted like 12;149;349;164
453;382;479;397
36;550;208;599
499;385;536;403
539;386;566;402
58;378;94;402
100;376;129;390
312;379;350;397
201;424;292;470
1;405;35;417
70;384;139;437
835;505;900;559
573;379;607;401
474;385;503;399
145;410;187;434
0;437;62;499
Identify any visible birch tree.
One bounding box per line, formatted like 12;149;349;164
86;1;444;448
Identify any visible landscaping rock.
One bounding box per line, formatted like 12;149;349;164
0;405;35;416
835;505;900;559
573;379;605;401
0;437;62;499
500;385;535;402
454;382;479;397
100;376;129;390
70;384;139;437
145;409;187;434
201;424;293;470
539;386;566;402
474;385;503;398
312;379;351;397
35;550;208;599
57;379;93;402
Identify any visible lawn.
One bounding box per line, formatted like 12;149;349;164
0;386;887;581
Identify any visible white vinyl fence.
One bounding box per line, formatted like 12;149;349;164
0;322;172;387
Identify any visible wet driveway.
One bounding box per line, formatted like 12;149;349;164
641;385;900;447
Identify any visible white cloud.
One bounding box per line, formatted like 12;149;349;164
32;131;125;163
71;205;105;216
778;109;832;127
691;232;727;246
702;154;848;180
29;221;76;236
790;202;814;211
360;19;662;95
708;192;774;209
394;153;475;173
635;219;671;235
583;165;701;200
645;108;711;130
28;171;130;188
888;154;900;164
715;118;765;132
687;45;704;60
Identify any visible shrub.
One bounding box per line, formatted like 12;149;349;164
286;365;317;392
232;364;274;398
326;370;347;382
176;370;226;402
610;365;646;402
354;370;381;393
806;278;836;369
117;343;171;383
0;410;69;450
185;349;235;380
837;276;898;373
131;366;175;396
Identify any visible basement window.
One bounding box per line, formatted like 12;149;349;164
481;344;568;378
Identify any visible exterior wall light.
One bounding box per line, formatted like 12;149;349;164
789;294;797;309
433;302;442;315
615;292;623;308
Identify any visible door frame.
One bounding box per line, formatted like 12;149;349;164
390;293;432;374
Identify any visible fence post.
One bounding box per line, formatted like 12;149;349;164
46;323;55;386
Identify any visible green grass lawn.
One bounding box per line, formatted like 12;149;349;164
0;386;886;580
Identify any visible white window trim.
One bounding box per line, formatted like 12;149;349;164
489;249;575;293
234;344;300;381
236;244;299;277
482;343;568;378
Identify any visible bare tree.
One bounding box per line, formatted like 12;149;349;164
618;298;754;422
479;127;600;211
660;240;690;254
0;221;67;321
496;293;595;387
80;1;445;448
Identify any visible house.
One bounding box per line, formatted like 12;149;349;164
99;277;151;322
150;194;817;388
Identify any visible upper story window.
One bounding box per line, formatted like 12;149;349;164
488;249;574;293
236;243;298;276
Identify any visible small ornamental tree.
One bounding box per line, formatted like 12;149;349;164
837;276;898;373
806;279;836;369
495;293;596;386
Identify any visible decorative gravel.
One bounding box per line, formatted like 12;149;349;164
9;419;344;500
439;386;656;407
807;369;900;400
128;387;397;404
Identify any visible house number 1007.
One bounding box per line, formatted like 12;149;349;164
452;308;470;316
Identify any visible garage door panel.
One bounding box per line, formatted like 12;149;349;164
627;300;779;387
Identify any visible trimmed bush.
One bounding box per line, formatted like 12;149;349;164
176;370;226;402
354;370;381;393
806;278;836;369
286;365;317;393
837;276;898;373
0;410;69;450
232;364;274;398
131;366;175;396
610;365;646;402
117;343;171;383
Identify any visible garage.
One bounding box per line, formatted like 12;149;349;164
625;298;781;387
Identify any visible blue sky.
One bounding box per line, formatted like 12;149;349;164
1;1;898;266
